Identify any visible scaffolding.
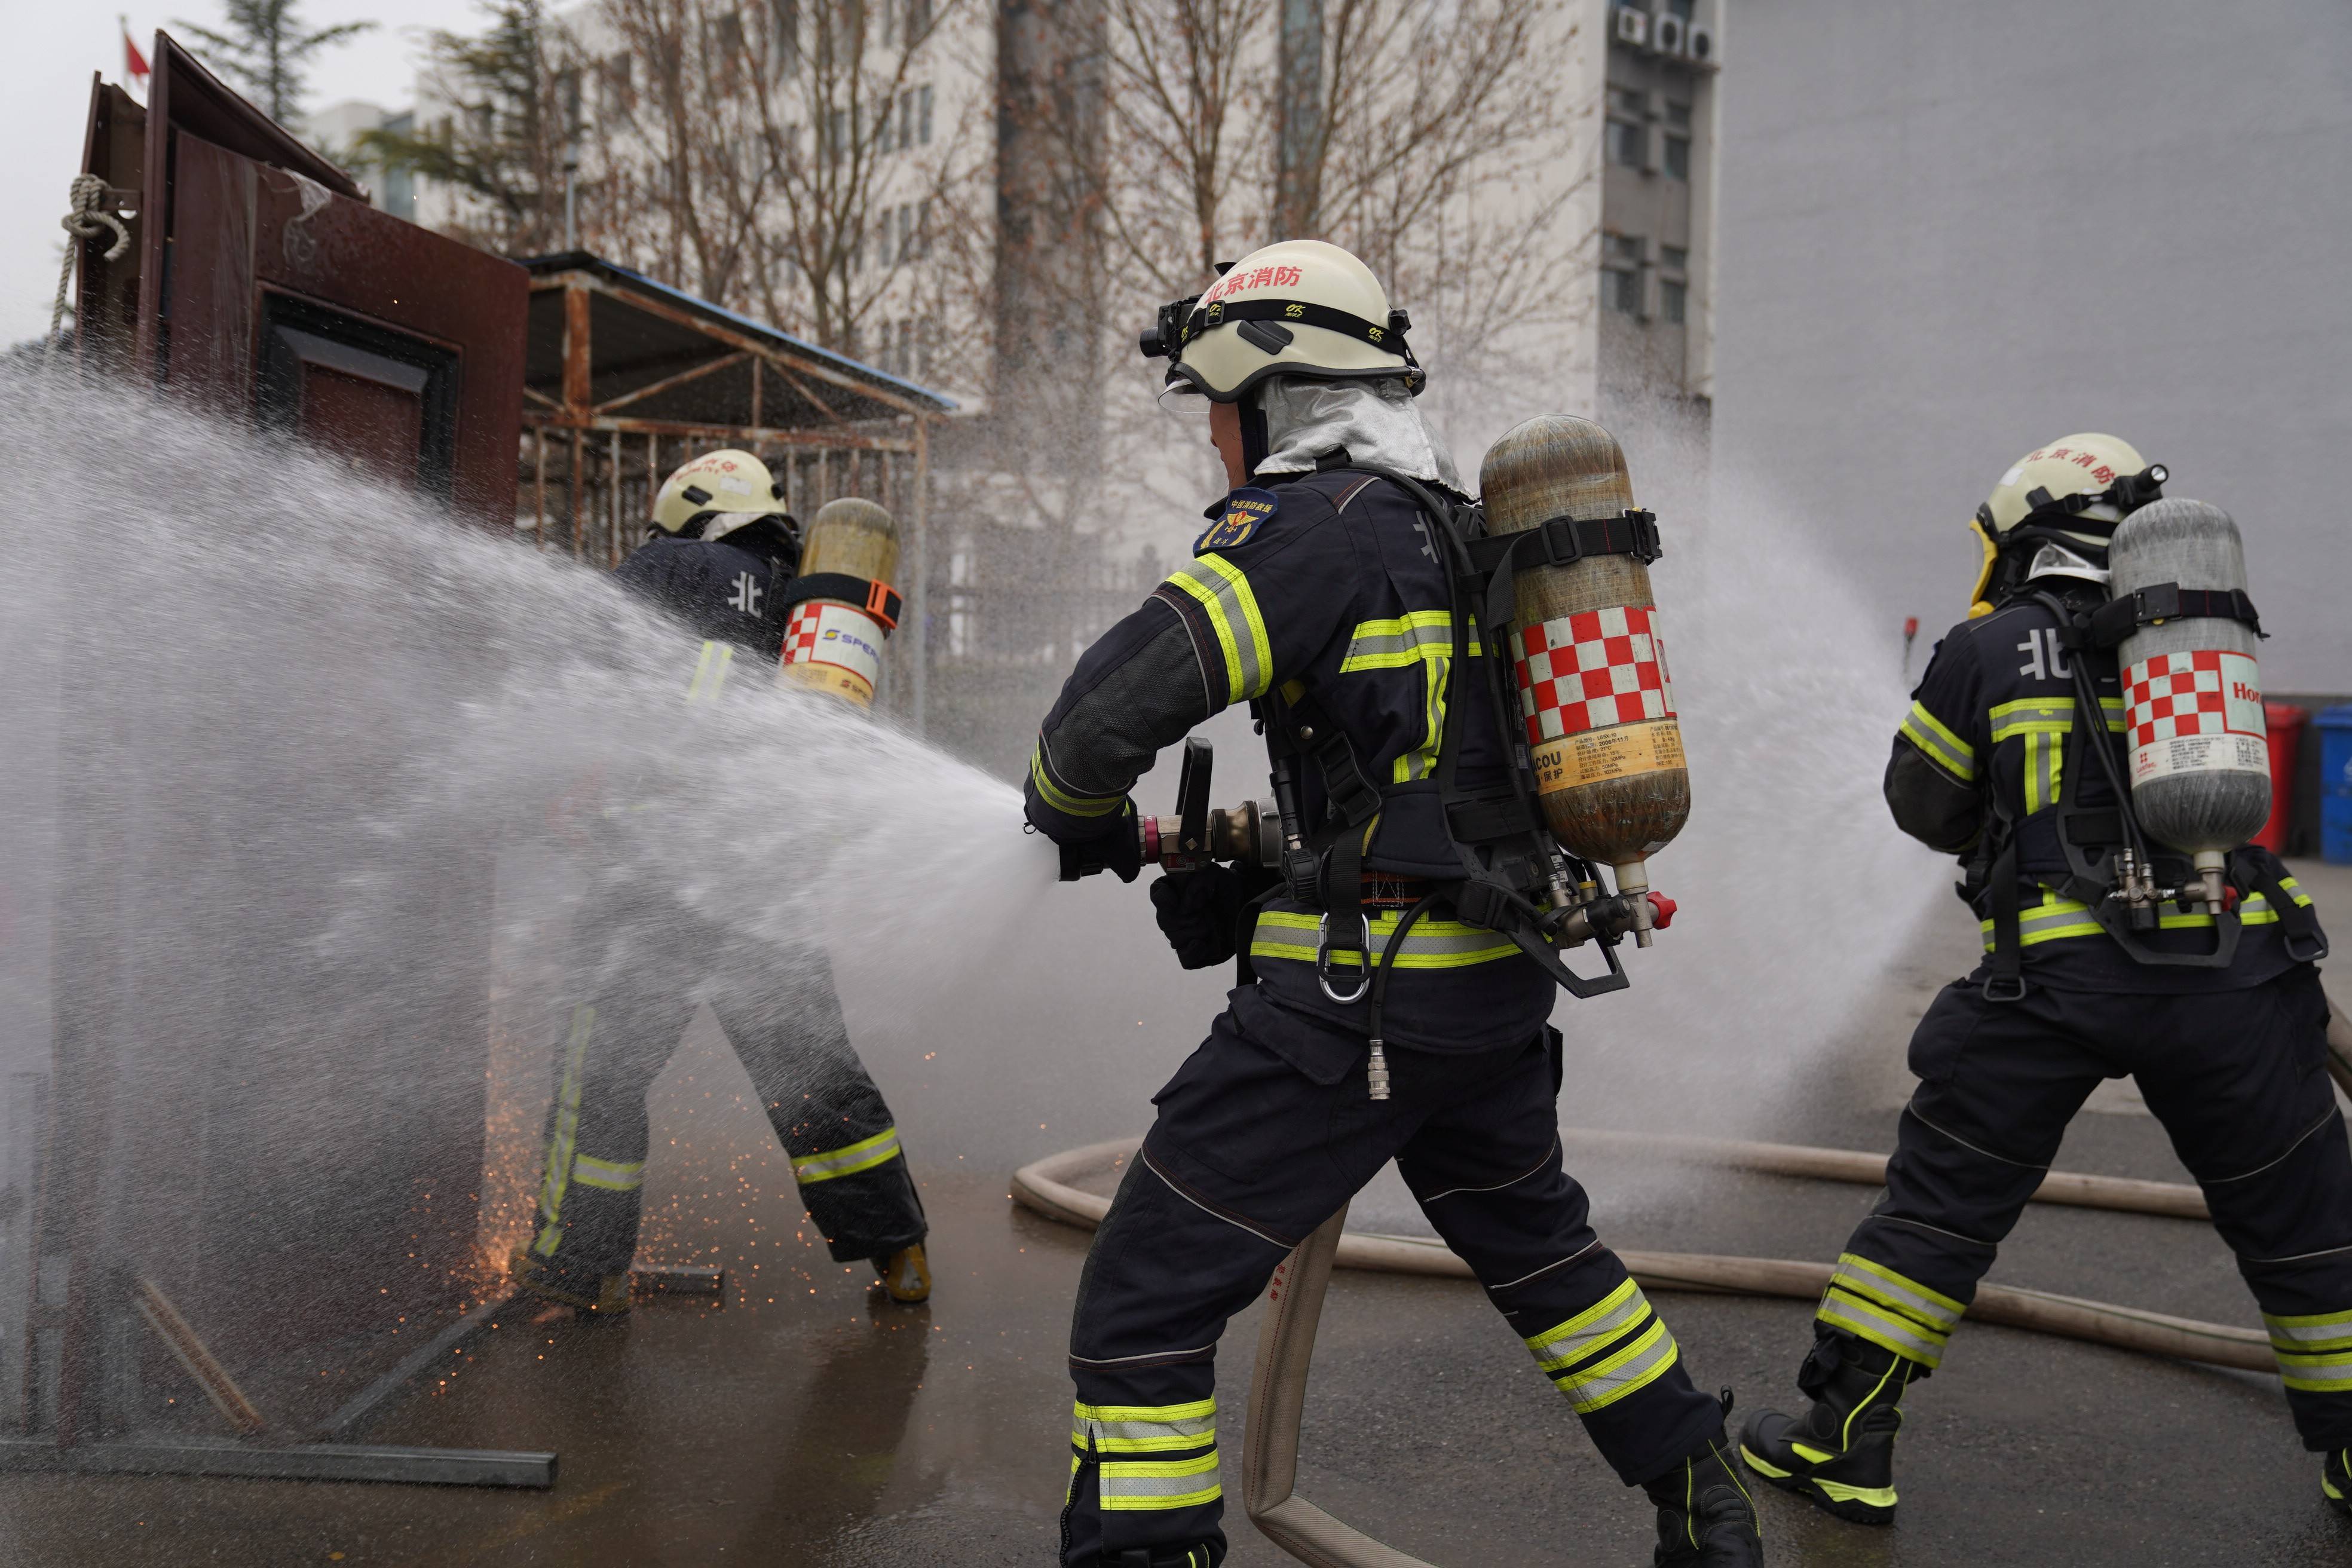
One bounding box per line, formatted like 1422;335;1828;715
518;253;956;727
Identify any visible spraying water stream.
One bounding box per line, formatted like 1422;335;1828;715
0;366;1947;1388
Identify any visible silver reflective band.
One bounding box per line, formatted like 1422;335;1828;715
1526;1278;1650;1374
2265;1312;2352;1352
572;1154;645;1192
1561;1318;1680;1413
1071;1398;1217;1454
1818;1289;1949;1367
1097;1451;1221;1511
791;1125;903;1184
1829;1253;1964;1332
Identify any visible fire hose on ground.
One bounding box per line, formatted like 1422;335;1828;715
1009;996;2352;1568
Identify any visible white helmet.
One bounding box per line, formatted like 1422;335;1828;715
651;449;793;544
1141;239;1422;402
1967;433;2167;616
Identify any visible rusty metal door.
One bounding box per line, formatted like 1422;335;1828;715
10;37;546;1481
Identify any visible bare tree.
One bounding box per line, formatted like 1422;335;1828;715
587;0;976;360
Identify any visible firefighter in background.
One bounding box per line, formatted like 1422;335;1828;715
1024;241;1760;1567
519;450;931;1313
1741;435;2348;1524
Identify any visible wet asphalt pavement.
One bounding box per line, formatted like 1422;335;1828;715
5;863;2350;1568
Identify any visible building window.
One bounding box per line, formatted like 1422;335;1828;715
1661;244;1687;273
1607;86;1644;118
918;84;934;144
899;89;915;150
906;0;932;39
1665;100;1690;128
1663;133;1689;180
1660;280;1686;323
1601;234;1643;317
1607;119;1644;168
1664;0;1693;17
712;10;745;53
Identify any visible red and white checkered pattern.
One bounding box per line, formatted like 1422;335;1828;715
783;602;826;663
1515;604;1675;745
2126;650;2236;747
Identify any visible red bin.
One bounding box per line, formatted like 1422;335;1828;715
2256;701;2310;852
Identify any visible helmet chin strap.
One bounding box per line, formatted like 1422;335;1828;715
1239;393;1271;478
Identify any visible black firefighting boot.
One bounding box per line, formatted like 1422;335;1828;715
1739;1331;1915;1526
2325;1446;2352;1518
1642;1404;1762;1568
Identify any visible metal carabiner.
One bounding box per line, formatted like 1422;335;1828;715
1315;912;1374;1004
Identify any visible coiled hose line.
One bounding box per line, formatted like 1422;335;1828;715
1009;992;2352;1567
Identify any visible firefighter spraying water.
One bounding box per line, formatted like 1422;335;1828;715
1027;238;1757;1568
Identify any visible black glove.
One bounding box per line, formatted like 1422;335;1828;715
1055;802;1143;883
1150;865;1245;969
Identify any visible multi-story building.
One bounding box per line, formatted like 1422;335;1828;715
395;0;1726;769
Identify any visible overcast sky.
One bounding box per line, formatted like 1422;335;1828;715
1;3;483;348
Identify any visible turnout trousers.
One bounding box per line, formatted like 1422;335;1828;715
1059;991;1724;1567
1817;962;2352;1448
524;890;926;1290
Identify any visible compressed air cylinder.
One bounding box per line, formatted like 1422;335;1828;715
1478;415;1689;900
777;497;900;707
2109;498;2270;861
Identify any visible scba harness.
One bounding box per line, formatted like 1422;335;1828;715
1973;584;2325;1000
1252;467;1665;1092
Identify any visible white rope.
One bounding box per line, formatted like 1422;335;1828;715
50;173;132;363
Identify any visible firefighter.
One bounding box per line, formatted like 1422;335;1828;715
518;449;931;1314
1740;434;2346;1525
1025;241;1761;1567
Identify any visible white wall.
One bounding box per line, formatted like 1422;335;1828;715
1713;0;2352;690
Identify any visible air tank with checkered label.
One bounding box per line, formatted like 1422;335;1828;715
1478;415;1688;933
778;498;900;707
2108;497;2269;903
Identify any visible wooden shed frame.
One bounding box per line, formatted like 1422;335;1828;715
519;253;956;728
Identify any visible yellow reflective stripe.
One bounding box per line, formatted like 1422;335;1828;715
2277;1350;2352;1392
1072;1398;1217;1454
685;639;734;703
1525;1278;1649;1372
572;1154;645;1192
1983;889;2296;948
2281;875;2314;908
1900;701;1976;782
1248;909;1522;970
1338;611;1481;672
1166;555;1270;703
1393;647;1450;783
2267;1310;2352;1353
792;1125;903;1184
1098;1451;1221;1511
1030;743;1123;817
1987;694;2125;741
1818;1288;1948;1368
1828;1252;1965;1329
532;1005;598;1258
1812;1477;1899;1508
1558;1318;1682;1413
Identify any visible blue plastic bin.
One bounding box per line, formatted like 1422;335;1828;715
2320;705;2352;863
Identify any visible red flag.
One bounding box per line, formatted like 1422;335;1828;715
123;23;150;84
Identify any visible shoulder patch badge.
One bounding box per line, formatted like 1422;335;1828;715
1195;487;1279;555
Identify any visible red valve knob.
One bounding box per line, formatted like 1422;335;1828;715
1646;892;1677;930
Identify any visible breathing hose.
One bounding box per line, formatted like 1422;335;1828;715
1013;991;2351;1566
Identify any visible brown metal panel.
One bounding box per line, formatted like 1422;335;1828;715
242;161;526;528
75;78;145;369
163;136;258;412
